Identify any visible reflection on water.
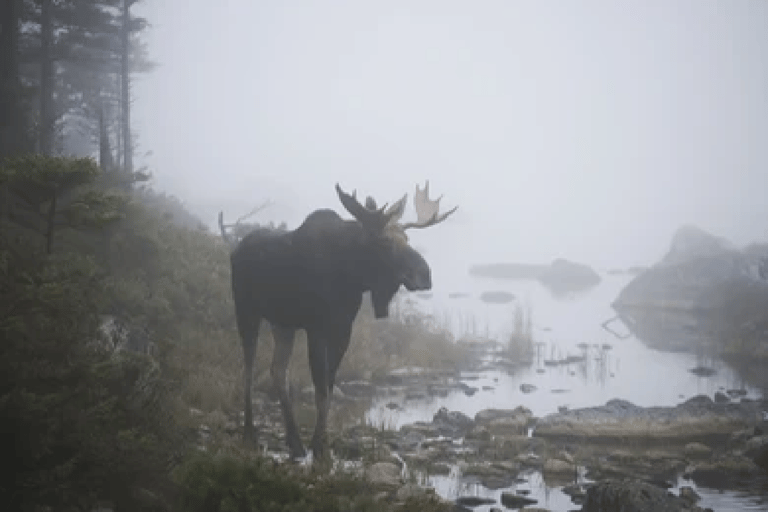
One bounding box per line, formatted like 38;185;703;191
365;268;767;511
373;272;760;425
424;468;576;512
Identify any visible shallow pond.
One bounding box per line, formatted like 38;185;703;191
366;268;768;511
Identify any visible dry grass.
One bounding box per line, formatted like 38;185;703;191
507;300;534;361
172;286;470;417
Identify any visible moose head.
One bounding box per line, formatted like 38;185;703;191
335;183;458;318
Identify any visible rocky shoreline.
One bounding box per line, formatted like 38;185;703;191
196;360;768;511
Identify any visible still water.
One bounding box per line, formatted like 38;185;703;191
365;265;767;511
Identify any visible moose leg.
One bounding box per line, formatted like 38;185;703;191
307;333;333;462
326;328;352;398
238;315;261;445
270;324;304;459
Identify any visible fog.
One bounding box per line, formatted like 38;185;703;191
133;0;768;269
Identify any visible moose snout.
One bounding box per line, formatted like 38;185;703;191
403;265;431;291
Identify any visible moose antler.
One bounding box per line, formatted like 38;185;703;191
401;181;457;230
413;180;444;223
336;184;396;232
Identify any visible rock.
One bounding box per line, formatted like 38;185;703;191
456;496;495;507
543;458;576;475
396;483;433;501
537;258;601;293
688;454;764;487
612;225;768;351
479;290;516;304
394;429;426;451
432;407;475;437
366;462;402;488
338;380;377;397
479;474;516;490
534;396;764;443
520;383;537;394
465;426;491;442
581;479;700;511
475;407;533;431
562;483;588;504
714;391;730;403
468;263;547;280
683;442;713;459
428;462;452;475
744;435;768;471
499;492;537;508
689;366;717;377
678;486;700;504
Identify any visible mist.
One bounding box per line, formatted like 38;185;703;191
133;0;768;269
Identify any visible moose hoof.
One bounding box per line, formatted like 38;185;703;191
288;443;307;461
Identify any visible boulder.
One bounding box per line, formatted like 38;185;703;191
537;258;601;293
581;479;706;512
612;225;768;350
432;407;475;437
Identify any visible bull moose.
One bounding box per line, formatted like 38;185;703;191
229;182;457;461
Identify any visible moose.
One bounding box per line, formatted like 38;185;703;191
229;182;457;461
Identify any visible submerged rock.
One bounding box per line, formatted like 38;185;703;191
456;496;495;507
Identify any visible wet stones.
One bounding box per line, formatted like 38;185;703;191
580;479;705;512
683;442;713;459
432;407;474;437
475;406;533;437
534;396;764;443
744;434;768;471
456;495;495;507
499;491;537;508
687;454;765;488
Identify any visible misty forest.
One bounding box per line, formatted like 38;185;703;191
2;1;768;511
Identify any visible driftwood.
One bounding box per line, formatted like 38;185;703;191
218;201;273;245
601;314;633;340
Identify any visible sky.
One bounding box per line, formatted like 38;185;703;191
132;0;768;269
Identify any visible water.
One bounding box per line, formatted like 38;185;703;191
365;262;767;511
369;271;760;428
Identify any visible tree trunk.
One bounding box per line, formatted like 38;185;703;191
40;0;55;156
0;0;23;160
98;98;113;171
121;0;132;173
